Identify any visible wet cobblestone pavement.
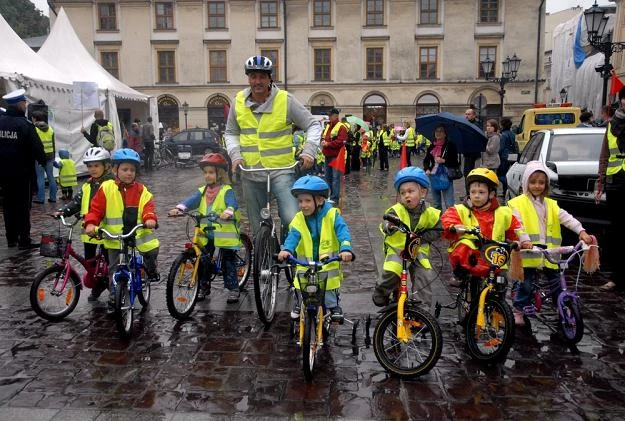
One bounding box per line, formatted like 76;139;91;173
0;157;624;420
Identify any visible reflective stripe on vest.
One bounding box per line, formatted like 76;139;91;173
290;207;344;291
236;90;293;168
99;180;160;252
36;127;54;154
381;132;391;146
58;159;77;187
508;194;561;269
80;183;103;245
607;123;625;175
381;204;440;276
405;127;416;147
197;185;241;248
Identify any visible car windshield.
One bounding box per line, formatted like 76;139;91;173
548;133;603;161
535;113;576;125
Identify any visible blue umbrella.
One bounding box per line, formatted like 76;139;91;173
415;112;487;154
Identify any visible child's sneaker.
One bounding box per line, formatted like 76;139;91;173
372;289;389;307
226;290;240;304
290;303;301;320
513;308;525;326
330;306;344;324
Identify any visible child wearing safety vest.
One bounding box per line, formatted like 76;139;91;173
278;175;354;323
168;153;242;304
55;149;77;200
360;130;372;175
54;147;114;301
507;161;593;326
372;167;442;309
84;148;159;314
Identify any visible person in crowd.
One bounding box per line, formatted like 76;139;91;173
481;119;501;172
341;117;352;175
378;124;391;171
127;121;144;158
462;107;483;179
32;110;57;204
142;116;156;171
0;89;46;249
54;150;77;200
350;124;362;172
321;108;348;205
577;111;595;128
395;122;416;166
278;175;354;323
423;124;460;210
372;167;442;309
360;129;372;175
225;55;321;236
497;117;519;198
597;104;614;127
81;109;115;150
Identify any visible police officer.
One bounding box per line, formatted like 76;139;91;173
0;89;46;249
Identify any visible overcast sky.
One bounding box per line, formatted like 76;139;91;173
29;0;614;19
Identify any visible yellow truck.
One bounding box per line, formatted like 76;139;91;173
515;104;581;151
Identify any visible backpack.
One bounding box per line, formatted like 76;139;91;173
97;123;116;151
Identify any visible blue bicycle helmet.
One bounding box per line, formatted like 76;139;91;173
291;175;329;198
244;55;273;75
111;148;141;165
394;166;430;190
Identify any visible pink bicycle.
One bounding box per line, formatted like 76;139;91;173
30;215;109;321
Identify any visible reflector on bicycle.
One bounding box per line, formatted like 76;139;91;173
482;245;510;267
305;285;318;294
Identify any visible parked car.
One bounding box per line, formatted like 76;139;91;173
167;128;221;156
506;128;608;241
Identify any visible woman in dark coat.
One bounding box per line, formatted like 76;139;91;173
423;124;460;210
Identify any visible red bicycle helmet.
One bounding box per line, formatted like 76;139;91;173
199;152;229;170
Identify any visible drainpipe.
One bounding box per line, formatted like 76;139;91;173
283;0;288;90
535;0;545;103
47;0;58;16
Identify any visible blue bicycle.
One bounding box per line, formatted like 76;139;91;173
98;224;152;338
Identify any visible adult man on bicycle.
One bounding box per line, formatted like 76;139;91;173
225;55;322;235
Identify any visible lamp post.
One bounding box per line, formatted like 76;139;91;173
584;1;625;107
560;88;568;103
182;101;189;130
480;53;522;118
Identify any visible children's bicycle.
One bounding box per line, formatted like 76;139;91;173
166;211;252;320
238;163;299;326
30;215;109;321
97;224;153;338
435;226;517;364
516;241;597;344
370;214;443;379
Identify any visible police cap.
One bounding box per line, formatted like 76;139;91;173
2;89;27;105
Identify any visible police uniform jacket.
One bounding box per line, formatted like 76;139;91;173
0;107;46;178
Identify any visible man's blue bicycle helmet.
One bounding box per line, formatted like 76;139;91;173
244;55;273;75
111;148;141;165
291;175;329;198
394;166;430;190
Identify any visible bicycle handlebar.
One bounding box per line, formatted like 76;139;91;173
448;225;519;250
97;224;146;241
520;241;592;265
285;255;341;268
51;214;82;228
237;162;300;172
383;213;444;236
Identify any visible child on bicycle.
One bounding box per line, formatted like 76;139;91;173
372;167;442;309
441;168;532;300
84;148;159;314
507;161;593;326
54;147;114;301
167;153;242;304
277;175;354;323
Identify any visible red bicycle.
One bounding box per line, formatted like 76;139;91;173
30;215;109;321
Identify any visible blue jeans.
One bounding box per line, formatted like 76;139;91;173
324;158;342;203
430;184;454;211
242;172;299;238
35;159;57;202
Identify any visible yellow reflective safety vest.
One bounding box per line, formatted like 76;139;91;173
197;185;241;248
381;131;392;146
35;127;54;154
290;207;345;291
80;182;103;245
236;90;293;168
322;121;347;141
99;180;159;252
381;204;440;276
58;159;77;187
607;123;625;175
507;194;561;269
405;127;416;147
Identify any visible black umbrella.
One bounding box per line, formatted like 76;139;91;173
415;112;487;154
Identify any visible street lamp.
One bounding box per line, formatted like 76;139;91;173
481;53;522;118
584;1;625;106
182;101;189;130
560;88;568;103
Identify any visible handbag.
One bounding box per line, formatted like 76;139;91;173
446;166;463;180
430;165;451;190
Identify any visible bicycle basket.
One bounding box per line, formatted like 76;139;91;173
297;272;327;305
39;232;67;258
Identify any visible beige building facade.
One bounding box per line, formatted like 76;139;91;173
50;0;545;131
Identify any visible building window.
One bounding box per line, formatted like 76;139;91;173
158;51;176;83
101;52;119;79
478;46;496;78
419;47;437;80
98;3;117;31
313;0;331;27
209;50;227;82
415;94;440;116
260;49;279;81
260;1;278;28
479;0;498;23
366;0;384;26
207;2;226;29
314;49;331;81
366;47;383;80
363;93;387;125
155;2;174;30
419;0;438;25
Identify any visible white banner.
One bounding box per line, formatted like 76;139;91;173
72;81;99;110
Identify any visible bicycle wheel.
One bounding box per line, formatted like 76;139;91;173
465;297;515;363
559;296;584;344
166;253;200;320
302;308;320;382
236;232;253;291
137;270;151;308
30;265;81;321
253;224;279;325
373;306;443;379
115;277;133;338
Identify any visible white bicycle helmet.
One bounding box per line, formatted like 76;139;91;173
83;147;111;163
244;55;273;75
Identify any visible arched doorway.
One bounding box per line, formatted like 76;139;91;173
310;93;334;116
363;93;387;128
415;93;440;117
206;95;230;133
158;95;180;131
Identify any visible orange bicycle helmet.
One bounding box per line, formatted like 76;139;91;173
199;152;229;170
466;168;499;191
